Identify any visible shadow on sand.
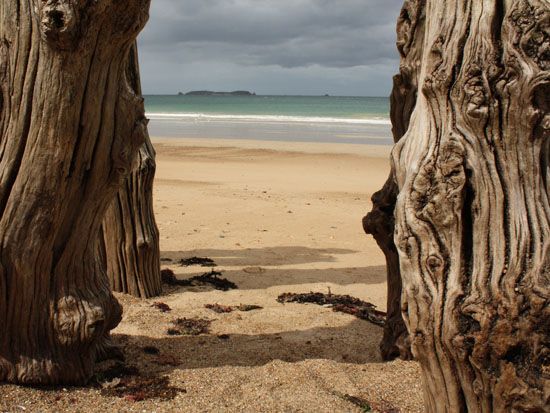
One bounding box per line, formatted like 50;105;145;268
161;246;359;267
160;246;386;290
114;318;383;373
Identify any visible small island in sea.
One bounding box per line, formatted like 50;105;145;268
181;90;256;96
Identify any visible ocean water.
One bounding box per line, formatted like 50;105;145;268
145;95;393;145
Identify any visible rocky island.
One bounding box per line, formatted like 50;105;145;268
182;90;256;96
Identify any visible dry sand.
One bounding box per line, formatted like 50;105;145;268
0;137;423;412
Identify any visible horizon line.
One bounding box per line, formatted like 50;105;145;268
142;93;389;98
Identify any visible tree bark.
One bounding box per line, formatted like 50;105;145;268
100;45;161;299
392;0;549;411
0;1;150;385
362;0;425;361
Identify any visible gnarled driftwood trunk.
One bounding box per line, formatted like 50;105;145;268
393;0;549;411
0;0;150;384
100;44;161;299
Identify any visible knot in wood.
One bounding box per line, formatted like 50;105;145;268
422;72;449;97
39;1;79;50
510;4;550;70
439;140;465;179
412;330;425;348
542;114;550;133
430;35;445;57
396;3;414;57
55;295;106;345
473;379;483;396
426;255;443;275
464;64;489;118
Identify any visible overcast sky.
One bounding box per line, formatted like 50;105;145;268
138;0;404;96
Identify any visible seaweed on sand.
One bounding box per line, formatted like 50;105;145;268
95;361;185;402
101;376;184;402
185;270;237;291
162;269;237;291
204;303;264;313
205;303;234;313
179;257;217;267
151;302;172;313
236;304;263;312
333;391;400;413
277;292;386;327
167;317;212;336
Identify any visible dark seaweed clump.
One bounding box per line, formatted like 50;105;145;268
277;292;386;327
179;257;216;267
167;317;212;336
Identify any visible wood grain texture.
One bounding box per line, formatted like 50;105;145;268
0;0;151;384
363;0;425;361
392;0;549;411
100;44;161;299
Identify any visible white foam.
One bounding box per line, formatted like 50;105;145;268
146;112;391;126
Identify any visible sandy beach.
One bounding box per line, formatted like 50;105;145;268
0;137;423;412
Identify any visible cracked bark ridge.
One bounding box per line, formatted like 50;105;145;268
362;0;425;361
0;0;151;385
100;44;161;299
393;1;549;411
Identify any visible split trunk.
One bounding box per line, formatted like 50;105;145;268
100;45;161;299
0;0;150;384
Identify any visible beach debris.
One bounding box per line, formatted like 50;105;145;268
101;375;185;402
143;346;160;355
217;334;231;340
277;292;386;327
167;318;212;336
205;303;263;313
242;266;266;274
151;302;172;313
179;256;216;267
333;392;372;412
205;303;234;313
236;304;263;312
333;391;400;412
184;270;237;291
162;268;237;291
94;361;140;383
101;377;122;390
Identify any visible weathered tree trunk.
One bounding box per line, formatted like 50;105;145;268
393;0;549;411
100;45;161;299
362;0;425;361
0;1;150;385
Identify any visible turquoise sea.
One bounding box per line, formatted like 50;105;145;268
145;95;393;145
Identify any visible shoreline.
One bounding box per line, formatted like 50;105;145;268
146;108;394;147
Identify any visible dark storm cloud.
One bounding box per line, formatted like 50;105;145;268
138;0;404;95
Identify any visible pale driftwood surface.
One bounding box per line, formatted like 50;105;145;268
392;0;549;411
100;45;161;299
0;1;150;384
363;0;425;361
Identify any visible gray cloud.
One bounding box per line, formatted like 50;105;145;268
138;0;404;95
